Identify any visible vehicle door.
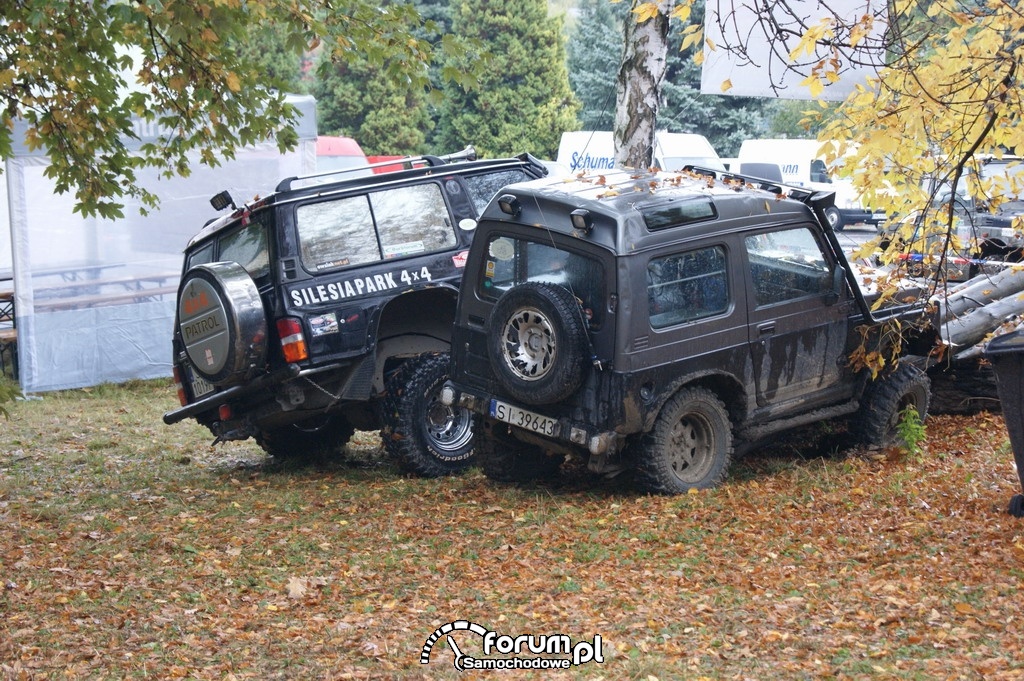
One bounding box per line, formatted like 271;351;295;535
743;224;852;413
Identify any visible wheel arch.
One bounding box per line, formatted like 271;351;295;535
643;370;749;433
372;285;459;392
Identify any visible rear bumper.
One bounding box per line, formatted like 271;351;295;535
163;363;301;425
440;381;618;455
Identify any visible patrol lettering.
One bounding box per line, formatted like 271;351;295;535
183;314;222;340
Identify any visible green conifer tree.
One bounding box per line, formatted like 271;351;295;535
313;55;433;156
435;0;579;158
567;0;628;131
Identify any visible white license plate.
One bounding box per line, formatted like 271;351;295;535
490;399;558;437
187;367;215;398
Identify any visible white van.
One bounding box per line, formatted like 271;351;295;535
556;131;725;174
737;138;885;231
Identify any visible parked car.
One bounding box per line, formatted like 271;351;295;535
442;167;937;494
163;147;549;476
878;156;1024;280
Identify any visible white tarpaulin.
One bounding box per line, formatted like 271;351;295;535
5;94;317;393
701;0;887;101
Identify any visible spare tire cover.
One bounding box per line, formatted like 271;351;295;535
178;262;267;386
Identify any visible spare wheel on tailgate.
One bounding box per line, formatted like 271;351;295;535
178;261;268;386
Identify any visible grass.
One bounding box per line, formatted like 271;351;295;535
2;379;1024;679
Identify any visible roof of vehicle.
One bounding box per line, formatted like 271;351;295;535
186;152;546;249
479;167;830;255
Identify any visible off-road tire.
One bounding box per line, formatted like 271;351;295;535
380;352;474;477
853;363;931;448
487;282;589;405
636;387;733;494
477;420;563;483
177;261;267;386
256;414;355;461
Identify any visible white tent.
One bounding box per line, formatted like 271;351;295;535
4;95;317;393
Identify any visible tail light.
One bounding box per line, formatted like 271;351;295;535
276;317;308;363
172;365;187;406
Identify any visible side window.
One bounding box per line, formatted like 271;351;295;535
373;184;455;257
463;169;533;213
295;184;456;272
647;246;728;328
219;221;270;280
745;227;832;307
297;195;377;270
809;159;831;183
186;242;215;270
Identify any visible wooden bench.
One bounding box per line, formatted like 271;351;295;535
34;285;179;312
0;326;16;379
33;273;178;298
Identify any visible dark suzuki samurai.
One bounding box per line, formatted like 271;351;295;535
441;167;938;494
163;147;548;475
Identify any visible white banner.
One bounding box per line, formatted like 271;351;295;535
701;0;887;101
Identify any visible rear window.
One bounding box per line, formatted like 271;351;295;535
463;169;537;212
296;183;456;272
480;236;605;325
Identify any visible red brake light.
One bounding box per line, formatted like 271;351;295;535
276;317;308;363
172;365;187;406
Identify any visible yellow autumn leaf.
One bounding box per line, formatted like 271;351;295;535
225;72;241;93
720;78;732;92
789;19;832;60
632;2;661;22
799;74;825;98
680;25;703;51
673;1;692;23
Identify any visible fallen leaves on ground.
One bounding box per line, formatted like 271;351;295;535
1;381;1023;679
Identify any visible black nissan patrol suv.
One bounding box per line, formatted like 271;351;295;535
442;167;937;494
163;147;548;475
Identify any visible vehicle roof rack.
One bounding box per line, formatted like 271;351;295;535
275;145;477;192
681;165;816;200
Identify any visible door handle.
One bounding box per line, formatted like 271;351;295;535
758;323;775;336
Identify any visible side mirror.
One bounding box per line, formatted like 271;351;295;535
825;266;845;306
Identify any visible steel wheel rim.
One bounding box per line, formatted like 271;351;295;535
668;411;716;482
501;306;556;381
424;397;474;456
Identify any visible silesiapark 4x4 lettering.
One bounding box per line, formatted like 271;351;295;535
287;266;436;307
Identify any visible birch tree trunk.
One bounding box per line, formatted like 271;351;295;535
614;0;673;169
937;266;1024;319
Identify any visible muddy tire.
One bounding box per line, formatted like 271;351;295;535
380;352;474;477
487;282;589;406
256;414;355;461
477;421;563;483
853;363;931;447
177;262;267;386
636;387;733;494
